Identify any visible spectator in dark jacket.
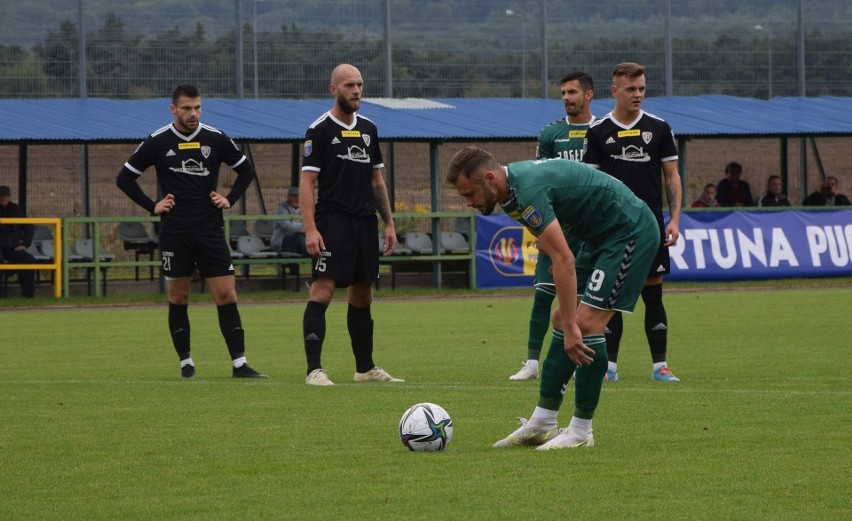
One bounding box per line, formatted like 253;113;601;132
716;162;755;207
756;175;791;207
802;176;851;206
0;185;36;297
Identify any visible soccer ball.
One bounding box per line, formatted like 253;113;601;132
398;402;454;452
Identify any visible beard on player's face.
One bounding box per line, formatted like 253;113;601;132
337;93;360;114
479;185;499;215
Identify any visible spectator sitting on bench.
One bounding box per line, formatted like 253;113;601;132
0;185;36;297
271;187;307;256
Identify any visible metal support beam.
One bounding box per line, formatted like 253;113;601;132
430;141;441;289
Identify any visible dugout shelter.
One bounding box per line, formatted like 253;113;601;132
1;95;852;216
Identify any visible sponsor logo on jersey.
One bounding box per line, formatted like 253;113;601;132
605;136;616;144
331;137;341;144
178;142;201;149
617;129;641;138
341;130;361;138
303;140;313;157
166;149;176;156
521;206;543;228
363;134;371;147
201;146;211;158
610;144;651;163
642;132;653;144
169;159;210;176
336;146;370;163
568;130;586;138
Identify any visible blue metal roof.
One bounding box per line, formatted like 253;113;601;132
0;95;850;143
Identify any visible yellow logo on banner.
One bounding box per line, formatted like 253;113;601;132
178;142;201;149
520;227;538;275
568;130;586;138
341;130;361;137
617;129;641;138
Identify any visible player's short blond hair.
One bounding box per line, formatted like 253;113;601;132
612;62;646;80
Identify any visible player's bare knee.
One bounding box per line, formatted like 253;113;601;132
348;284;373;308
167;279;190;305
309;278;335;305
550;308;562;329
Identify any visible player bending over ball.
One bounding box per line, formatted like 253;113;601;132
446;146;658;450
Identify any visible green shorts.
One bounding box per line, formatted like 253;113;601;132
534;233;584;292
574;206;659;313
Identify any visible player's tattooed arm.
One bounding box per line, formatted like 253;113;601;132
372;173;394;226
662;161;682;246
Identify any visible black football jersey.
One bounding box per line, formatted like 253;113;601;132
123;123;248;234
583;111;678;215
301;112;384;217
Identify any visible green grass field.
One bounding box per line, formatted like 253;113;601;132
1;287;850;520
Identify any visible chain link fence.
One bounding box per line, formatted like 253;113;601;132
1;1;851;99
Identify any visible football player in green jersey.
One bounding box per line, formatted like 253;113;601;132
509;72;596;381
447;146;659;450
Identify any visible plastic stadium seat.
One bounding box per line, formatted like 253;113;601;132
32;224;54;246
236;235;278;258
116;221;159;280
116;221;157;244
73;239;116;261
71;239;114;296
254;220;274;244
439;231;470;254
228;220;250;244
402;232;434;254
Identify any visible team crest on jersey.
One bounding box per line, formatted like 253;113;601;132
521;206;543;228
642;132;653;144
363;134;371;147
303;140;313;157
201;146;211;158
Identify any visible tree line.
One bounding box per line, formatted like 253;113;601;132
1;14;850;99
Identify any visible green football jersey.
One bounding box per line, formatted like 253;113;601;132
536;116;595;161
501;159;649;244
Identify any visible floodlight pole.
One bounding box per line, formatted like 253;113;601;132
253;0;259;98
755;25;773;99
540;0;548;98
77;0;86;98
506;9;527;98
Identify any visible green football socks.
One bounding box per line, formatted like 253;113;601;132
527;289;555;360
536;330;608;420
573;334;607;419
537;329;576;411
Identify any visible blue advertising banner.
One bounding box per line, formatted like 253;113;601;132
669;209;852;281
475;209;852;288
475;213;536;289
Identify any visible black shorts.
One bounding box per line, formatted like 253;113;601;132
313;212;378;287
648;216;671;277
159;233;234;279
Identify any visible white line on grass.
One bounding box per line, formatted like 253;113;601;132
3;380;851;397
